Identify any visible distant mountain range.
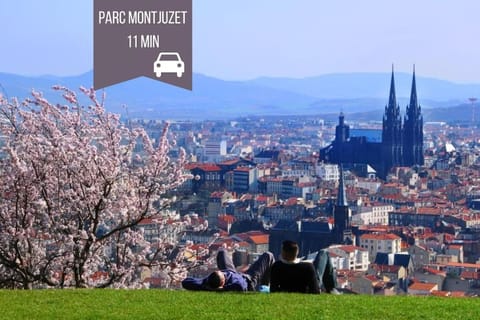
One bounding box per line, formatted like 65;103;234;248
0;71;479;122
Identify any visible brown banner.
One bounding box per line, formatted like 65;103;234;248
94;0;192;90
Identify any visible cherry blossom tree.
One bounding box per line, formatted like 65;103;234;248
0;87;192;288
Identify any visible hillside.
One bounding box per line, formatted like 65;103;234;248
1;71;479;121
1;290;479;320
249;72;480;101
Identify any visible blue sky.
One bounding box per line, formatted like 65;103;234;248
1;0;479;83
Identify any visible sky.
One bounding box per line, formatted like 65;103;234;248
1;0;479;83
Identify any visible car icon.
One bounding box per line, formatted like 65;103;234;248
153;52;184;78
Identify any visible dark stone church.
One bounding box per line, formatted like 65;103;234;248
268;166;353;257
269;68;424;256
320;67;424;179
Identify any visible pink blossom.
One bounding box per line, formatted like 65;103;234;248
0;87;192;289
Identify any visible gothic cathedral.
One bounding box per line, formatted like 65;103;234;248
320;67;424;179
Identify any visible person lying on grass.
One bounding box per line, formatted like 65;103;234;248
182;248;274;292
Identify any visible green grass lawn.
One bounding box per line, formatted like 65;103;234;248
1;289;479;320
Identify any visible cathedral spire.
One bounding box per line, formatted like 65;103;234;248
388;64;397;111
337;164;348;207
334;164;352;244
409;64;418;112
404;65;424;167
382;65;403;175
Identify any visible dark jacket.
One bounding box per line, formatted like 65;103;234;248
181;269;249;291
270;260;320;293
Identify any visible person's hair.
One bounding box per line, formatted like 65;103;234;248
281;240;299;261
206;271;223;289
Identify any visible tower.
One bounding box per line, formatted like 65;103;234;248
335;112;350;145
333;112;350;163
382;66;403;176
334;165;352;244
403;65;424;166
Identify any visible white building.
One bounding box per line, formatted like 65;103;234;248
262;176;315;199
360;233;402;262
316;163;339;181
281;169;311;178
203;140;227;162
356;179;382;194
328;245;369;271
352;204;394;226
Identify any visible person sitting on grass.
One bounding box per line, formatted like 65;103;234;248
270;240;339;294
182;248;274;292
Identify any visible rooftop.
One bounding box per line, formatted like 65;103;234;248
409;282;437;291
360;233;401;241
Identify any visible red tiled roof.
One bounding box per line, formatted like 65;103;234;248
444;234;455;242
383;183;402;188
297;182;316;188
256;195;268;202
360;233;401;241
381;194;405;201
285;197;299;206
450;291;467;297
233;231;266;242
198;164;222;172
248;234;269;245
431;290;449;297
416;207;442;215
372;264;400;273
186;163;222;172
447;262;480;269
219;159;241;165
217;215;235;224
364;275;378;282
184;163;198;170
409;282;437;291
188;244;208;251
448;245;462;250
358;225;396;232
422;267;446;276
335;245;366;253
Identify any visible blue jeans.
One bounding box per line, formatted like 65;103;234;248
312;249;338;292
217;249;274;290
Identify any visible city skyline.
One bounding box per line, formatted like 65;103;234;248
0;1;479;83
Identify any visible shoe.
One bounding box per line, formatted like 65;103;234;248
328;288;341;295
259;285;270;293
